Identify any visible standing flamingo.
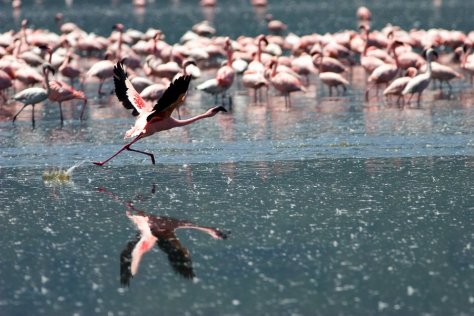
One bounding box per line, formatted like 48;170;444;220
197;37;235;105
48;78;87;124
383;67;418;104
268;57;306;106
365;41;402;100
402;49;438;105
85;54;115;95
93;61;226;166
11;64;54;127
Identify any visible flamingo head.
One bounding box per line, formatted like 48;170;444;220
55;12;64;23
257;34;269;46
112;23;125;32
422;48;439;61
211;106;227;113
406;67;418;78
42;63;56;75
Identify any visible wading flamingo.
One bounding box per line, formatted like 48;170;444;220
11;63;54;127
402;49;438;105
268;57;306;106
93;61;226;166
383;67;418;104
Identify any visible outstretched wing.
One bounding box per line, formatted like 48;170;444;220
119;233;142;287
146;75;191;121
113;61;152;116
156;236;195;279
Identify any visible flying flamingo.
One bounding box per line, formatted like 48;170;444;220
11;64;54;127
402;49;438;105
93;61;227;166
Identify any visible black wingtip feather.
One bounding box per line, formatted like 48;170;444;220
113;61;139;116
147;75;192;121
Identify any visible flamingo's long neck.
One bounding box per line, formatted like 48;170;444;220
117;30;123;59
462;46;472;68
174;112;214;127
315;54;322;69
257;37;264;63
226;44;233;67
43;68;51;95
363;28;370;57
152;36;158;56
426;52;434;78
391;44;400;69
59;55;70;71
271;59;278;77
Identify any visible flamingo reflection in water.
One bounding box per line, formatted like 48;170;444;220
98;188;228;286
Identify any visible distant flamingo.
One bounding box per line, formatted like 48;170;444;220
86;54;115;95
265;14;287;35
383;67;418;104
365;41;402;100
420;60;463;91
268;57;306;106
356;6;372;21
457;44;474;83
402;49;437;105
197;37;235;105
0;69;13;101
48;78;87;124
93;61;226;166
58;53;81;87
11;64;54;127
319;72;349;96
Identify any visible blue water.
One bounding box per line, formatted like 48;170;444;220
1;1;474;315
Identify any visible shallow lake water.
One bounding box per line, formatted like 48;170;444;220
1;0;474;315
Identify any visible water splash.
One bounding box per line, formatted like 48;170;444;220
42;160;87;182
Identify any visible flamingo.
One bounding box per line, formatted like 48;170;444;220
93;61;227;166
58;52;81;87
48;77;87;124
121;211;227;285
402;49;438;105
383;67;418;104
265;14;287;35
356;6;372;22
457;44;474;84
197;38;235;105
268;57;306;106
319;72;349;96
85;54;115;95
242;69;268;102
0;69;13;102
419;60;463;91
365;41;402;100
311;52;347;74
11;64;54;127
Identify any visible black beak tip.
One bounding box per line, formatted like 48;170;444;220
215;106;227;113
